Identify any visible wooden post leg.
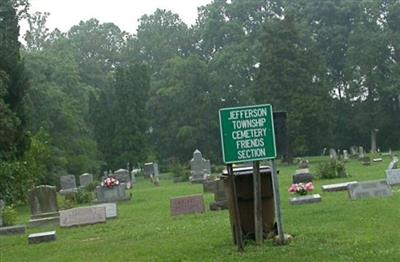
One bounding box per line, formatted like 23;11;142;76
271;160;285;244
227;164;244;251
253;161;263;245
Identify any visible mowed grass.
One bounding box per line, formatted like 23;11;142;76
1;154;400;261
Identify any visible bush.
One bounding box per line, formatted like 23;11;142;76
76;188;93;204
2;205;17;226
169;161;189;182
316;160;347;179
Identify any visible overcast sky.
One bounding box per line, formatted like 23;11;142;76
24;0;212;34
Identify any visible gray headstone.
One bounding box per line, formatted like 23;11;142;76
95;183;129;203
29;185;58;217
373;158;383;162
343;150;349;160
60;206;106;227
170;195;205;216
388;157;398;170
292;169;313;184
28;231;56;244
114;169;131;189
322;181;358;192
289;194;321;205
386;169;400;186
329;149;338;160
60;175;77;190
79;173;93;188
144;162;159;178
94;203;117;219
190;149;211;183
350;146;358;156
358;146;365;158
348;180;392;200
0;225;26;235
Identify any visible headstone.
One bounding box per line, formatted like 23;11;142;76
373;158;383;162
348;180;392;200
59;175;78;195
329;148;338;160
343;150;349;161
298;159;309;169
144;162;159;179
79;173;93;188
29;185;59;227
0;225;26;235
94;203;117;219
358;146;365;158
386;169;400;186
131;169;140;184
28;231;56;244
289;194;321;205
203;180;217;193
114;169;132;189
95;183;130;203
60;206;106;227
190;149;211;183
350;146;358;156
322;181;358;192
387;157;398;170
292;168;313;184
321;147;327;156
170;195;205;216
209;180;228;211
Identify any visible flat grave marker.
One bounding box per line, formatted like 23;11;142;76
322;181;358;192
170;195;204;216
289;194;321;205
28;231;56;244
60;206;106;227
348;180;392;200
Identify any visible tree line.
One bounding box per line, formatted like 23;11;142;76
1;0;400;203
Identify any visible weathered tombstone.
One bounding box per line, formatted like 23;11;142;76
28;231;56;244
348;180;392;200
59;175;78;195
358;146;365;159
289;194;321;205
350;146;358;157
60;206;106;227
209;179;228;211
329;149;338;160
79;173;93;188
94;203;117;219
322;181;358;192
190;149;211;183
0;225;26;235
321;147;327;156
292;168;313;184
114;169;132;189
95;183;130;203
386;169;400;186
29;185;59;227
298;159;309;169
203;180;218;193
343;150;349;161
387;157;398;170
131;169;140;184
170;195;205;216
144;162;159;179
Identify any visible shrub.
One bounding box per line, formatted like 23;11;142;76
2;205;17;226
316;160;347;179
76;188;93;204
170;161;188;182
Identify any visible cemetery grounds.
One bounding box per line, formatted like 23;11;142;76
1;154;400;261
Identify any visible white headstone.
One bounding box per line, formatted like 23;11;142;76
94;203;117;219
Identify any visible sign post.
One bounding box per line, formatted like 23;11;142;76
219;104;284;248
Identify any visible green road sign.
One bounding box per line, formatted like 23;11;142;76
219;104;277;164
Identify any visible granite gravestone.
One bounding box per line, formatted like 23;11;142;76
209;179;228;211
170;195;205;216
190;149;211;183
95;183;130;203
60;206;106;227
386;169;400;186
322;181;358;192
350;146;358;157
29;185;59;227
343;150;349;161
348;180;392;200
60;175;78;195
114;169;132;189
358;146;365;159
289;194;321;205
292;168;313;184
94;203;117;219
28;231;56;244
329;149;338;160
388;157;398;170
144;162;159;179
79;173;93;188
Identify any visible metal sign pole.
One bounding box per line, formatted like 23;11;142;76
253;161;263;245
271;159;284;244
227;164;244;251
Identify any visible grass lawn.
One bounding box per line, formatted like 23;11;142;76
1;154;399;261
